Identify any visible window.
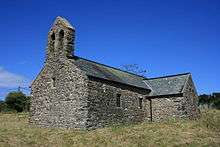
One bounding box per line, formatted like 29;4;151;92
51;32;55;40
139;98;143;109
52;77;56;87
50;32;55;53
59;30;64;39
149;98;152;122
116;94;121;107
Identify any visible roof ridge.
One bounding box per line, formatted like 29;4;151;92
146;72;191;80
70;56;146;79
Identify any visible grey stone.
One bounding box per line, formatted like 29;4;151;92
30;16;200;130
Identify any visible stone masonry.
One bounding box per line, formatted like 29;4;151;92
30;16;200;129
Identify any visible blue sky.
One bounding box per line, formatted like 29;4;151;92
0;0;219;99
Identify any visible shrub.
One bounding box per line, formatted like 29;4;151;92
0;100;6;112
5;92;29;112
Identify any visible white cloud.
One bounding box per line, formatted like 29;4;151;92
0;67;30;88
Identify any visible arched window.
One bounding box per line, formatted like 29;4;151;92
51;32;55;41
59;30;64;39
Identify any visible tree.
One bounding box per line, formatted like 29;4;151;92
5;91;29;112
24;96;31;111
198;93;220;109
212;93;220;109
0;100;7;112
198;94;211;105
213;98;220;109
120;64;147;76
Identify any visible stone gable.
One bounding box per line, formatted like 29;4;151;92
30;16;200;129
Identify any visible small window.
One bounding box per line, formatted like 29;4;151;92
52;77;56;87
59;30;64;39
139;98;143;109
116;94;121;107
51;32;55;41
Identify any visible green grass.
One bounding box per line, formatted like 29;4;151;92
0;110;219;147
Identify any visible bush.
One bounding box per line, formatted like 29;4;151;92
199;93;220;109
5;92;29;112
213;98;220;109
0;100;7;112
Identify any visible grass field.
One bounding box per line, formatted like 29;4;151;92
0;110;219;147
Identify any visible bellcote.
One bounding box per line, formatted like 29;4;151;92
46;16;75;60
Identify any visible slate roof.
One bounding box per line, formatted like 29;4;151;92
70;56;150;91
69;56;190;96
144;73;190;96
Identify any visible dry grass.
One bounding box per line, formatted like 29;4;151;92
0;110;219;147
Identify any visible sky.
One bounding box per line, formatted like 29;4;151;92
0;0;219;100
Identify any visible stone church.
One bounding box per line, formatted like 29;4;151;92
30;16;200;129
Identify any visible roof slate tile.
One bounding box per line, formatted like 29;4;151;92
145;73;190;96
71;56;150;90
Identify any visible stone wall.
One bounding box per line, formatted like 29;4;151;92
149;75;200;121
150;96;187;121
30;17;89;129
30;17;200;130
30;59;89;129
183;76;200;119
86;77;149;129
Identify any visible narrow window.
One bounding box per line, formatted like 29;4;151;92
51;32;55;40
59;30;64;39
149;99;152;122
49;32;55;54
52;77;56;87
116;94;121;107
139;98;143;109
